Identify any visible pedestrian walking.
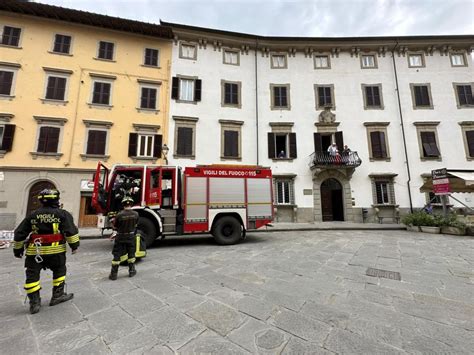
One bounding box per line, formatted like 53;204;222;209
109;196;139;280
13;189;79;314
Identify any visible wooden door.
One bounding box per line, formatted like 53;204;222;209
321;188;333;221
79;196;98;227
26;180;56;216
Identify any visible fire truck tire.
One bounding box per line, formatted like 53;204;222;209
212;216;242;245
137;217;156;247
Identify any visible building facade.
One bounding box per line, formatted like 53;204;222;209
164;22;474;223
0;1;173;229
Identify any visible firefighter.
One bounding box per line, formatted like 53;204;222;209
109;196;139;280
13;189;79;314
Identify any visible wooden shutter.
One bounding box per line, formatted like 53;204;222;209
153;134;162;158
0;71;14;95
171;77;179;99
128;133;138;157
37;127;48;152
177;127;193;155
373;86;381;106
45;127;60;153
313;133;322;153
335;131;344;152
224;83;231;104
466;130;474;157
268;133;276;158
420;131;439;157
224;131;238;157
289;133;297;158
1;124;15;151
194;79;202;101
370;131;383;158
87;130;106;155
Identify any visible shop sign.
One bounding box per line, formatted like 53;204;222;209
432;177;450;195
80;179;95;191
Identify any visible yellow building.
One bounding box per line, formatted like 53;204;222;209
0;1;173;228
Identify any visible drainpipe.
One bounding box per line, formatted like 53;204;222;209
391;41;413;212
255;38;259;165
64;67;84;167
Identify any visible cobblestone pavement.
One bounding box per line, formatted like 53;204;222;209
0;230;472;354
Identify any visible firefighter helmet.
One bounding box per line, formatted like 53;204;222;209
121;196;134;206
38;188;60;206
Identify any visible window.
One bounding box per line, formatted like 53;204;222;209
315;84;335;109
410;84;433;109
31;116;66;159
465;130;474;158
174;116;198;158
408;53;424;68
364;123;390;161
1;26;21;47
221;80;241;108
450;52;467;67
314;55;330;69
223;49;239;65
97;41;114;60
140;87;157;109
273;179;295;205
92;81;112;105
52;34;72;54
37;126;60;153
361;54;376;68
86;130;107;155
171;76;202;103
144;48;159;67
427;191;442;204
179;43;197;60
453;83;474;108
370;174;396;205
220;119;243;160
128;124;162;160
362;84;383;109
0;123;15;153
0;70;14;95
268;131;297;159
271;54;287;69
420;131;440;158
270;84;290;110
45;76;67;101
459;122;474;160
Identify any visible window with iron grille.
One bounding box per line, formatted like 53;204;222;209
144;48;159;66
140;87;157;109
45;76;67;101
0;70;14;95
86;129;107;155
53;34;71;54
2;26;21;47
98;41;114;60
37;126;60;153
92;81;111;105
274;179;294;205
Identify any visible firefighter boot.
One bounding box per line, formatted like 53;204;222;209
128;263;137;277
109;265;119;280
49;284;74;306
28;291;41;314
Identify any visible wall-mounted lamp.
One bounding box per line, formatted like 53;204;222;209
162;144;169;165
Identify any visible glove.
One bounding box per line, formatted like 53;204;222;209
13;248;23;259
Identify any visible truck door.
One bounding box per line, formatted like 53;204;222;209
161;168;176;208
146;167;162;207
91;162;109;214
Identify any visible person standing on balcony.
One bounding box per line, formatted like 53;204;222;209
327;142;338;156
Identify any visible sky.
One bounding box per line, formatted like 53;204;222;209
35;0;474;37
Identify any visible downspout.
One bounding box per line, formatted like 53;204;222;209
255;37;259;165
64;67;84;167
391;41;413;212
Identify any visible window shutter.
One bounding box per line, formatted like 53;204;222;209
128;133;138;157
289;133;297;158
313;133;322;153
335;131;344;152
414;86;423;106
365;86;373;106
153;134;162;158
373;86;381;106
379;132;387;158
370;131;382;158
0;71;14;95
466;130;474;157
224;131;238;157
224;83;231;104
420;131;439;157
1;124;15;151
281;87;288;107
171;77;179;99
46;77;56;99
268;133;276;158
194;79;202;101
45;127;60;153
37;127;48;152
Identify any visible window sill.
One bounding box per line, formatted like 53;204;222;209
80;154;109;162
364;106;385;110
47;51;73;56
88;103;113;110
457;105;474;109
220;156;241;161
174;154;195;159
413;106;434;110
372;204;399;208
41;98;68;105
179;56;197;61
466;157;473;161
0;44;22;50
420;157;442;161
140;64;161;69
130;156;158;163
275;204;297;207
272;158;294;162
175;99;198;105
0;95;15;100
136;107;159;114
30;152;63;160
270;107;291;111
0;150;6;158
221;104;242;109
369;157;391;162
93;57;116;62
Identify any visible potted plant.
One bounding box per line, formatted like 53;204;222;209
440;214;467;236
402;212;421;232
419;213;441;234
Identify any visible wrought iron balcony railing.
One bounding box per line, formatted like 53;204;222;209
309;151;362;168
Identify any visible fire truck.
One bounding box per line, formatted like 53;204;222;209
91;162;274;247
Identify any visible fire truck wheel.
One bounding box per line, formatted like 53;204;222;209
212;216;242;245
137;217;156;247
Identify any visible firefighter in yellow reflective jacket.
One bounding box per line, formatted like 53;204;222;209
13;189;79;314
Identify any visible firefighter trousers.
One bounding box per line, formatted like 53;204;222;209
24;253;67;295
112;236;136;265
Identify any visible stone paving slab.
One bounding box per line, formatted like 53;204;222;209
0;229;472;354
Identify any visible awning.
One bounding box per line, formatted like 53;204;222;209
420;170;474;193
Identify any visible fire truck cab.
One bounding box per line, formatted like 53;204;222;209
91;162;273;247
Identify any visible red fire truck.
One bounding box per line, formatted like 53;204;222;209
91;163;273;247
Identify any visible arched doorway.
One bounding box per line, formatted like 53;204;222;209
320;178;344;221
26;180;56;216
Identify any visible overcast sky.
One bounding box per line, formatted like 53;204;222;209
36;0;473;37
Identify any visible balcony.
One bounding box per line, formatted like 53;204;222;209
309;151;362;169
